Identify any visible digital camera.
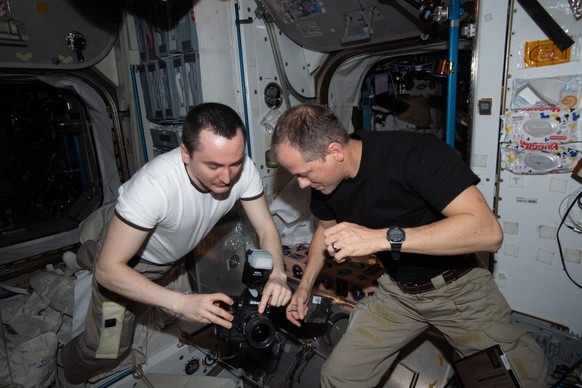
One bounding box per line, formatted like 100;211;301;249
215;288;276;349
215;249;277;349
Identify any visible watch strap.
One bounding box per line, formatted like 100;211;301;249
387;226;405;261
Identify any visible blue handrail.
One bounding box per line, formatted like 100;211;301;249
131;65;149;164
234;0;252;157
446;0;461;148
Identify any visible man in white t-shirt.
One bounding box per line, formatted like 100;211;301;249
62;102;292;384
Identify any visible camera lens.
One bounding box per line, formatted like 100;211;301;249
251;323;270;342
244;315;276;349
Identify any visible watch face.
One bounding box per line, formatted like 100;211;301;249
389;227;405;242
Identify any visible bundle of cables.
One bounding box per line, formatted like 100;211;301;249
557;186;582;289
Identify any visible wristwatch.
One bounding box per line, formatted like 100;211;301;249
387;226;405;260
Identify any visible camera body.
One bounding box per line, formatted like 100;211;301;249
215;288;276;349
215;249;277;349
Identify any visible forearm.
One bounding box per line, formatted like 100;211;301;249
403;186;503;255
297;223;328;292
241;195;287;280
402;213;502;255
297;253;326;294
254;217;292;311
95;262;186;314
329;214;502;260
256;226;287;280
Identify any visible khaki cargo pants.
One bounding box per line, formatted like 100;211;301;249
61;240;181;385
321;268;548;388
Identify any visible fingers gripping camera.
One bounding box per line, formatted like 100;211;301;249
216;249;277;350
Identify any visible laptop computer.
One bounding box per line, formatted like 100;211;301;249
452;345;523;388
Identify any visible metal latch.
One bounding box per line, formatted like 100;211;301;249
65;31;86;63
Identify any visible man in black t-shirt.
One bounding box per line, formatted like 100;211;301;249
271;103;547;388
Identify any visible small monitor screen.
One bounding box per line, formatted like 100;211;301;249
453;345;523;388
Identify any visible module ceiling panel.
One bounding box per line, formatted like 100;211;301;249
257;0;458;52
0;0;119;69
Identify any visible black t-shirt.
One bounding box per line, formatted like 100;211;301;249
310;131;480;282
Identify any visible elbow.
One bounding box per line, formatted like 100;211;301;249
94;261;110;288
487;220;503;252
491;231;503;252
94;265;105;286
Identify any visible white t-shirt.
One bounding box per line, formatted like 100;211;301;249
115;148;263;264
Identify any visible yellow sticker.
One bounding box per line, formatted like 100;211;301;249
58;55;73;64
36;2;49;13
15;52;32;61
524;39;571;67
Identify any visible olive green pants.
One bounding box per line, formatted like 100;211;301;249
61;240;181;385
321;268;548;388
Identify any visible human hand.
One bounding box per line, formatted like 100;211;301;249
323;222;384;262
178;293;235;329
285;287;310;327
258;272;292;314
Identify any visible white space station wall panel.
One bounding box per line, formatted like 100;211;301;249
473;0;582;335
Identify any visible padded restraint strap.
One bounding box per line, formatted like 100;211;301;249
516;0;575;52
